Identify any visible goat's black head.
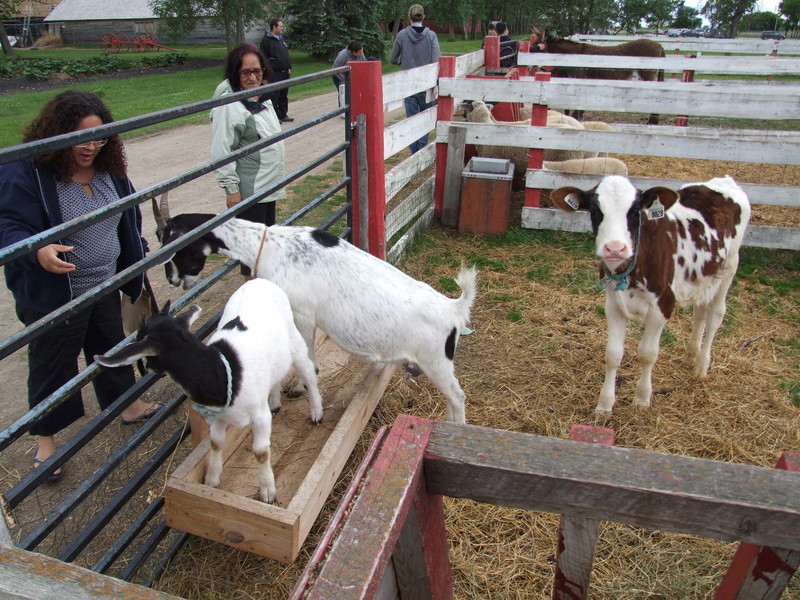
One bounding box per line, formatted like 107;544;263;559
152;194;216;290
94;301;202;372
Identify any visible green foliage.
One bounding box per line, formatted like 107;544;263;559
506;310;524;322
0;0;23;20
0;52;189;80
284;0;386;61
672;3;703;28
701;0;758;36
779;0;800;32
739;10;784;30
149;0;266;48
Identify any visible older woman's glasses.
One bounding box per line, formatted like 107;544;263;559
240;68;264;79
74;140;108;150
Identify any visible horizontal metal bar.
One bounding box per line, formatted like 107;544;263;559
57;426;189;562
93;497;165;574
283;177;349;225
0;68;342;166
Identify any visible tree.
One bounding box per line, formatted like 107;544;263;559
284;0;385;61
701;0;758;37
739;10;783;30
148;0;266;51
672;2;702;28
0;0;23;55
645;0;681;33
780;0;800;34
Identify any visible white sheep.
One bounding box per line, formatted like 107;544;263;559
459;100;625;179
95;279;324;503
153;203;478;424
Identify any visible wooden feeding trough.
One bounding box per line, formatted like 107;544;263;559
164;334;395;563
290;415;800;599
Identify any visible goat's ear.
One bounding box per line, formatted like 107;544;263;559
176;305;202;330
641;187;679;211
94;341;158;368
160;299;172;316
551;186;589;212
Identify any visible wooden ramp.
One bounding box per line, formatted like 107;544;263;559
164;333;396;563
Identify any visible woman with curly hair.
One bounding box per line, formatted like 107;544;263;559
211;42;285;276
0;90;160;481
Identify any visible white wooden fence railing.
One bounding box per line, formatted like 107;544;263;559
436;52;800;250
570;34;800;55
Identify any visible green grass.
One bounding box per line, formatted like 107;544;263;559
0;36;474;149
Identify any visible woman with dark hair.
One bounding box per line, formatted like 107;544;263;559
211;42;285;277
0;90;159;481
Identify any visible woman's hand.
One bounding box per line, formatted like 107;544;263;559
225;192;242;208
36;244;76;274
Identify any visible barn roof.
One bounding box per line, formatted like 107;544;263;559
44;0;157;21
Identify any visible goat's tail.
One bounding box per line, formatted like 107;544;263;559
454;264;478;324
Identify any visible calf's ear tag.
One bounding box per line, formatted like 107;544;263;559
648;198;665;220
565;193;581;211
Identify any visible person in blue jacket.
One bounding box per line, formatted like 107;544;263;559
0;90;160;481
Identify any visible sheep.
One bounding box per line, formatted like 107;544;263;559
543;157;627;176
459;100;626;182
95;279;325;503
152;201;478;424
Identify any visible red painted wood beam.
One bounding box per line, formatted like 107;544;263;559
714;451;800;600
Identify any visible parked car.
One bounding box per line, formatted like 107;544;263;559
666;28;684;37
682;29;704;37
761;30;786;40
705;29;726;38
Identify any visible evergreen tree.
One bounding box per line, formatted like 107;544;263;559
284;0;385;61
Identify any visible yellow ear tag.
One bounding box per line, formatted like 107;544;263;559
565;192;580;211
648;198;665;220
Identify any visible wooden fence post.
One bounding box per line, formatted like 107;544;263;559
714;451;800;600
441;125;466;228
525;71;550;209
349;60;386;259
434;55;457;221
516;40;530;77
675;57;696;127
484;35;500;69
552;425;615;600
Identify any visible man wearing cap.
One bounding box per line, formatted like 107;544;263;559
389;4;441;154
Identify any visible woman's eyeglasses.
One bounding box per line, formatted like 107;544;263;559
240;68;264;79
74;140;108;150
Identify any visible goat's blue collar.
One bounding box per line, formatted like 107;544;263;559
597;210;643;292
192;351;234;424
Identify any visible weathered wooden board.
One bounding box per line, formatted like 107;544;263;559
438;77;800;119
0;546;183;600
164;333;396;563
424;422;800;551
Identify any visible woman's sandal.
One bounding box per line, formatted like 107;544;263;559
120;402;166;426
33;457;63;483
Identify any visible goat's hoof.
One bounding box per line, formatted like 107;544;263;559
311;414;323;425
260;490;277;503
285;387;304;398
270;406;281;415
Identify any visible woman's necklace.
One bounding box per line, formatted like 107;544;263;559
72;172;95;195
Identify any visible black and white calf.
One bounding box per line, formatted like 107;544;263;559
96;279;324;502
551;175;750;413
152;200;477;424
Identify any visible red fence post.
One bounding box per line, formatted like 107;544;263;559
434;55;456;220
484;35;500;69
516;40;530;77
552;425;615;600
349;60;386;259
714;451;800;599
675;58;695;127
525;71;550;208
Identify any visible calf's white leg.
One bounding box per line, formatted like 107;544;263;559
422;358;467;424
634;309;667;407
597;296;627;413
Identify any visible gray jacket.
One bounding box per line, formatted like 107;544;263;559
389;25;440;70
332;48;366;86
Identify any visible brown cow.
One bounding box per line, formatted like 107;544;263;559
532;27;665;124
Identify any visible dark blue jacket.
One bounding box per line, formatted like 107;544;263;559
0;158;147;314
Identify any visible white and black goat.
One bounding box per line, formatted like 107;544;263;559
96;279;324;503
152;198;477;424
